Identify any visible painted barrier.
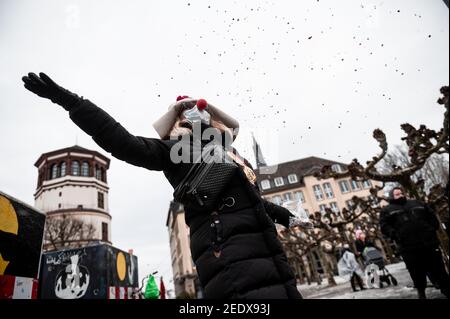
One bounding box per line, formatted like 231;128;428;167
39;244;139;299
0;191;46;299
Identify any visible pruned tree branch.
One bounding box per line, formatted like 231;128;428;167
44;214;97;251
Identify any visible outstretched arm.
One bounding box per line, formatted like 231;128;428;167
22;72;182;171
263;199;295;228
233;153;298;228
68;98;172;171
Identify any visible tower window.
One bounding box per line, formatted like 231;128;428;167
98;192;104;209
60;162;66;177
81;161;90;176
95;166;103;180
51;164;58;179
71;161;80;176
102;222;108;241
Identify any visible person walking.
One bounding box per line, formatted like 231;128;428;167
338;244;366;292
380;187;449;299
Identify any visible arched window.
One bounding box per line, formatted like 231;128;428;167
81;161;90;176
60;162;66;177
71;161;80;176
51;164;58;179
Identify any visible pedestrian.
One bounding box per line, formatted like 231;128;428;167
338;244;366;292
21;72;303;299
380;186;449;299
354;230;379;261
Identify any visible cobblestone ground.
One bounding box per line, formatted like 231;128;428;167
297;262;448;299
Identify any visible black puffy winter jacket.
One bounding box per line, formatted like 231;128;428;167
67;98;302;299
380;199;440;253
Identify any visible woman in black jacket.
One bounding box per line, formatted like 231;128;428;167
22;72;303;299
354;230;377;259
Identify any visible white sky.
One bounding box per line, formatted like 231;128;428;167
0;0;448;295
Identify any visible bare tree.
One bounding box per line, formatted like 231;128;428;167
314;86;449;267
44;214;97;251
377;144;449;194
279;195;383;287
316;87;448;200
279;87;449;285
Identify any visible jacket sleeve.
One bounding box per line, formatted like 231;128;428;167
422;202;440;231
263;199;294;228
380;208;397;240
68;98;172;171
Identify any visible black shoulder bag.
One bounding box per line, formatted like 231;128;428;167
173;144;239;211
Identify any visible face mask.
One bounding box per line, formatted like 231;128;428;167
182;102;211;126
390;196;407;205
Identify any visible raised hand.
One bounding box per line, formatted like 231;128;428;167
22;72;80;110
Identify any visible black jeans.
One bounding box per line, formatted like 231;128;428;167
402;246;449;297
350;272;364;291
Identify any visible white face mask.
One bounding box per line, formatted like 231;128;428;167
183;105;211;126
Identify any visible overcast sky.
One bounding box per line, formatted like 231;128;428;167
1;0;448;295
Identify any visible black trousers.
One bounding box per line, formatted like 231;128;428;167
402;246;449;296
350;272;364;291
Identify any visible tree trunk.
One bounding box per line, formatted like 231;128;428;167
308;251;321;285
301;257;312;285
318;249;337;287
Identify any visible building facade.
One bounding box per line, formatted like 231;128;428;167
34;145;112;251
255;157;378;218
166;201;203;298
254;156;392;283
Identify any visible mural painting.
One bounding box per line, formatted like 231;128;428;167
40;244;138;299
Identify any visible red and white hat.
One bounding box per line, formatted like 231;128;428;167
152;96;240;140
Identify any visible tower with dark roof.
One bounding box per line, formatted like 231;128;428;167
34;145;112;250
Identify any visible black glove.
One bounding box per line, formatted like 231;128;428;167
22;72;81;111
